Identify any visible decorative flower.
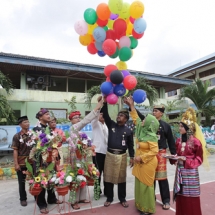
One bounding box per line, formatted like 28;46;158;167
42;137;49;144
52;143;58;148
77;168;84;175
35;177;41;182
77;175;86;182
66;175;73;183
80;181;86;188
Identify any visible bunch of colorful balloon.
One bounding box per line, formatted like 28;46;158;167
74;0;147;104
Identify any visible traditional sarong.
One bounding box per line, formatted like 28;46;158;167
104;151;127;184
173;162;200;199
135;178;156;214
155;149;167;180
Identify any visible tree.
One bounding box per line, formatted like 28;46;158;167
0;71;16;124
84;76;159;108
179;79;215;125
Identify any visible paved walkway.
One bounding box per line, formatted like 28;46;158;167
0;154;215;215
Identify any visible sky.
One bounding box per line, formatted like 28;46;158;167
0;0;215;75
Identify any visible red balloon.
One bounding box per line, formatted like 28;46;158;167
102;39;117;56
106;29;116;40
132;29;144;39
104;64;118;77
113;19;127;40
106;77;111;82
87;43;97;54
96;18;108;27
123;75;137;90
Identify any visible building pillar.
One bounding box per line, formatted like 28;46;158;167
159;87;165;99
21;101;27;116
20;72;27;89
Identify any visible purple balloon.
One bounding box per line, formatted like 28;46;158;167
110;13;119;20
121;70;131;78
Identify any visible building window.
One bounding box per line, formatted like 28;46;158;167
68;78;85;93
48;77;67;92
167;90;177;97
199;68;215;78
87;80;101;90
210;78;215;86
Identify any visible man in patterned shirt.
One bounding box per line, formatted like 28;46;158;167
11;116;32;207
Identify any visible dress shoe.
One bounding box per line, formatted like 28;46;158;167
20;200;27;206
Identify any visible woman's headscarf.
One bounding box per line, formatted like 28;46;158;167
136;114;159;143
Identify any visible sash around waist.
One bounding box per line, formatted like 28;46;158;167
108;148;126;154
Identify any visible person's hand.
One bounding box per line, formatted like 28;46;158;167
103;96;107;103
15;163;21;171
129;158;134;167
123;97;130;107
97;95;102;102
178;156;186;161
126;96;135;108
134;156;142;162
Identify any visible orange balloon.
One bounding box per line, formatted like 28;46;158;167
96;3;111;21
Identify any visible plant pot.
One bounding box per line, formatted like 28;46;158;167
56;185;69;196
85;176;94;186
29;186;42;196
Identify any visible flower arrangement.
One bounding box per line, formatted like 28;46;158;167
28;127;62;173
24;159;55;195
67;126;96;159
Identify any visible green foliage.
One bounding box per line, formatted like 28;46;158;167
0;71;14;95
0;71;16;124
179;79;215;125
84;85;101;108
25;158;33;175
65;96;77;112
0;95;16;124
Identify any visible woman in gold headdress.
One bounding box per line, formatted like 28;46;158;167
172;108;209;215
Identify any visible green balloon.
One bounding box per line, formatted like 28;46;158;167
103;26;108;31
129;36;138;49
110;47;119;59
84;8;97;25
119;47;132;61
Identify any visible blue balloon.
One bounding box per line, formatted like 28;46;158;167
113;84;126;96
95;41;103;51
133;18;147;34
133;89;147;104
100;81;113;95
97;50;106;57
93;27;106;43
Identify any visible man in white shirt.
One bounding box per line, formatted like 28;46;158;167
91;112;108;196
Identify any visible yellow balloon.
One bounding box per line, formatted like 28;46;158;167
107;19;114;29
116;61;127;70
108;0;123;14
79;34;92;46
119;2;130;19
126;21;133;36
87;23;98;35
130;1;144;19
123;89;129;96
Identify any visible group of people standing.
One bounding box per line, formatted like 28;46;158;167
12;95;208;215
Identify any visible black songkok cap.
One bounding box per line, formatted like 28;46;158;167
118;109;129;120
18;116;28;124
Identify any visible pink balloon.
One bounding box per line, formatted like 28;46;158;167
74;20;88;35
119;36;131;48
106;94;118;105
129;16;135;24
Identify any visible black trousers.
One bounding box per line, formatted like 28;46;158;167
17;167;27;201
36;188;57;209
105;182;126;203
92;153;107;195
154;179;170;204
